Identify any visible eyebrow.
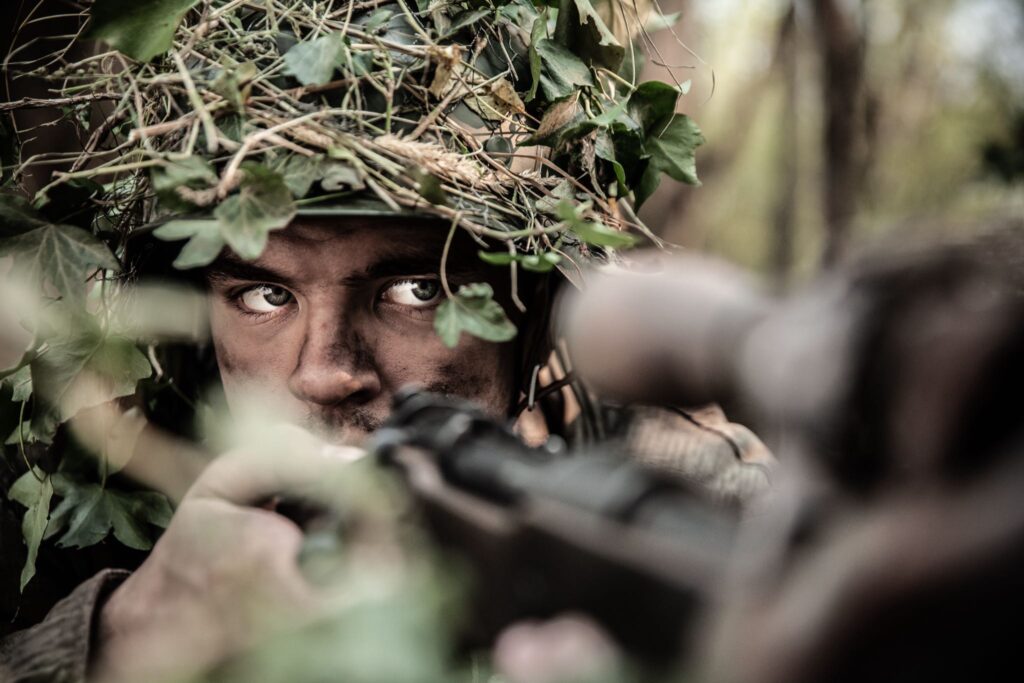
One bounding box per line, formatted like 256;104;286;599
206;258;296;288
340;255;480;285
206;251;484;288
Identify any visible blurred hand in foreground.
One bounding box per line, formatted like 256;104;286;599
94;428;364;682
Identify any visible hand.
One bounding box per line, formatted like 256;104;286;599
93;430;363;682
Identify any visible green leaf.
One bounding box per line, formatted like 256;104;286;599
434;283;516;348
283;33;346;87
213;62;259;111
47;477;172;551
535;179;575;216
9;468;53;591
5;365;32;402
590;97;631;128
535;39;594;101
30;315;151;423
442;7;492;38
319;162;366;192
86;0;201;62
363;7;395;32
478;251;516;266
554;0;625;72
478;250;561;272
519;252;562;272
151;156;218;209
556;199;637;248
595;130;628;195
635;113;705;208
274;155;324;199
154;219;226;269
0;223;118;305
213;163;295;260
152;156;217;192
527;14;546;102
0;193;45;238
413;170;448;206
628;80;679;134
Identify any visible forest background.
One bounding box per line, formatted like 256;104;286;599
637;0;1024;280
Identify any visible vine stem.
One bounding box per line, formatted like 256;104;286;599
17;400;43;483
439;214;459;301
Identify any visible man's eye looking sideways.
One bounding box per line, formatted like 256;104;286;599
381;278;442;308
234;278;442;316
238;284;294;313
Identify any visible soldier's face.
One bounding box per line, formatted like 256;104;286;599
205;217;517;445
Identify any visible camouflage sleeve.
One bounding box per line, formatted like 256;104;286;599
0;569;130;683
625;406;775;505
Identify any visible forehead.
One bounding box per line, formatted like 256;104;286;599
208;215;492;284
267;217;447;262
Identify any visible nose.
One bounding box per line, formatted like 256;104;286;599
287;310;382;407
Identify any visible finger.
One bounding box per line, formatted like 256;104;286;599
185;425;366;507
559;253;770;408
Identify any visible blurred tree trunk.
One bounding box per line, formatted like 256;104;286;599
811;0;868;267
771;3;799;283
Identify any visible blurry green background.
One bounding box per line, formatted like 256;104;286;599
636;0;1024;281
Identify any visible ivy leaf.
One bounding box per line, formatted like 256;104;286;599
556;200;637;248
31;315;151;423
628;80;679;134
527;15;546;102
154;219;225;269
5;415;58;447
555;0;625;72
0;224;118;305
213;163;296;260
535;179;575;216
590;97;632;129
86;0;201;62
283;33;346;86
9;468;53;591
635;113;705;208
534;39;594;102
0;193;46;238
319;162;366;192
434;283;516;348
273;154;325;199
212;62;259;111
362;7;395;33
595;130;628;196
152;156;217;201
442;7;492;38
6;365;32;402
46;477;173;551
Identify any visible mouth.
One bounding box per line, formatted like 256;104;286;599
303;411;385;447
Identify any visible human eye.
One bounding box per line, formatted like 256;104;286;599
234;284;295;315
380;278;443;309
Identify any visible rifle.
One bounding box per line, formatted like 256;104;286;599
370;388;738;664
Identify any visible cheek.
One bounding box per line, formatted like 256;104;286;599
209;303;298;398
374;331;516;415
